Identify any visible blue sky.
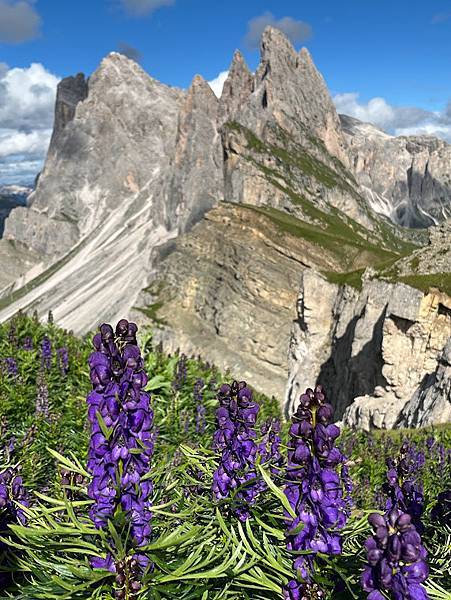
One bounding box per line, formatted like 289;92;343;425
1;0;451;184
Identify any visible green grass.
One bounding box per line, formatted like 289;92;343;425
320;268;366;290
396;272;451;297
133;301;167;326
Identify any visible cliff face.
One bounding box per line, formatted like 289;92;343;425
341;114;451;228
285;270;451;429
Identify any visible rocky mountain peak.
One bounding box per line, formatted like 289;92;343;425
240;26;348;164
218;50;253;124
188;74;218;105
48;72;88;153
259;25;298;71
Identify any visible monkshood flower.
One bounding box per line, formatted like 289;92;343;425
5;357;18;379
384;442;425;532
212;380;260;521
57;347;69;376
41;336;52;370
431;490;451;525
0;467;30;529
86;319;154;591
361;509;429;600
283;386;348;591
35;371;50;418
47;309;54;324
258;418;283;476
22;336;33;351
172;353;187;391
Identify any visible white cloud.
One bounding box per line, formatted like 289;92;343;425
120;0;174;16
0;63;60;184
245;11;312;50
333;91;451;143
207;70;228;98
0;0;41;44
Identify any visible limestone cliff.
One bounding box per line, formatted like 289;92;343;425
340;114;451;228
285;270;451;429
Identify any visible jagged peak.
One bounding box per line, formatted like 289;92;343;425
229;49;249;71
259;26;297;65
189;74;218;102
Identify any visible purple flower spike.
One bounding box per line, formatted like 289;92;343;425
212;380;260;520
362;510;429;600
284;385;349;588
86;320;156;583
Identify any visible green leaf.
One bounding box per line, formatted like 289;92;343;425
257;465;296;519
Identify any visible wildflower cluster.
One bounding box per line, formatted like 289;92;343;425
41;336;52;370
0;466;29;528
384;441;425;531
362;510;429;600
86;320;154;584
258;417;283;476
284;385;348;598
212;380;260;520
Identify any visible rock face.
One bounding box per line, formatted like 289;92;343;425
285;270;451;428
340;114;451;228
395;339;451;427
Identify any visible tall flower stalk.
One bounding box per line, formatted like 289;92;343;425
362;510;429;600
212;380;260;521
41;336;52;371
86;319;154;597
283;386;348;598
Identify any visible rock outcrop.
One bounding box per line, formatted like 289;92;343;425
396;339;451;427
341;114;451;228
285;270;451;428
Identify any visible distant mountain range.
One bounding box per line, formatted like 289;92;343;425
0;184;32;237
0;26;449;428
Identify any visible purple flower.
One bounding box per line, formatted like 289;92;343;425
57;347;69;376
284;386;348;587
212;381;260;520
362;509;429;600
41;336;52;371
86;319;155;582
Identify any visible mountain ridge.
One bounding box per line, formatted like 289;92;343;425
0;27;449;426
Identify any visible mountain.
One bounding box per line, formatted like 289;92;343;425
0;184;32;245
0;27;449;427
340;114;451;227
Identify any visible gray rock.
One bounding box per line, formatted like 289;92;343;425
285;270;451;428
395;338;451;427
340;114;451;227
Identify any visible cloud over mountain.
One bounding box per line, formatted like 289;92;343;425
334;92;451;143
244;12;312;50
0;62;59;183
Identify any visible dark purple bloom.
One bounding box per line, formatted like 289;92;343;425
86;319;155;581
284;386;348;587
5;357;18;379
212;380;260;520
361;509;429;600
41;336;52;370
